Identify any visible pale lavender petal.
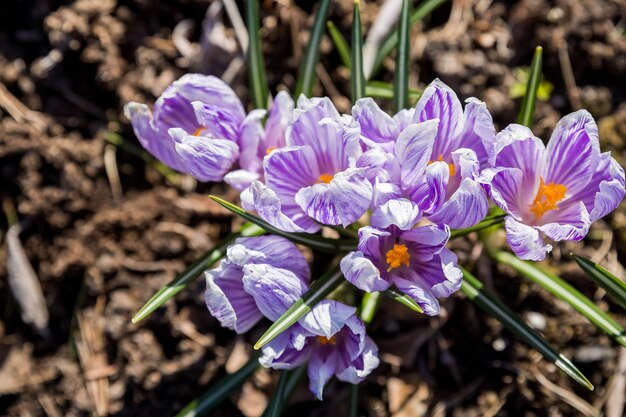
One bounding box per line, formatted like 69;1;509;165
264;146;319;199
412;79;464;158
370;198;421;230
259;327;312;370
371;180;402;209
352;97;399;145
295;168;373;227
300;300;357;338
451;148;480;180
242;264;308;321
590;157;626;221
479;167;525;219
505;216;552;261
456;97;496;168
191;101;241;141
428;178;489;228
392;274;441;316
410;161;449;214
204;263;262;333
544;110;599;197
336;336;379;384
340;251;389;292
250;181;321;233
226;236;310;283
393;108;416;131
400;224;450;262
237;109;266;172
223;169;260;192
395;120;439;192
357;226;389;264
538;202;590;241
171;128;239;182
491;124;545;198
124;102;187;172
264;90;294;150
308;348;338;400
154;74;245;127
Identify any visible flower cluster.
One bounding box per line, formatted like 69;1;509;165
125;74;625;398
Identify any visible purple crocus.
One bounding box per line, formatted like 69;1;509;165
480;111;626;261
251;96;373;233
124;74;293;185
353;80;495;228
340;199;463;315
242;262;379;400
204;235;309;333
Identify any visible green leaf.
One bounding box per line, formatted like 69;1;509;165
132;223;265;324
393;0;411;113
574;255;626;310
245;0;270;109
359;291;381;325
370;0;448;79
351;0;365;102
365;81;421;101
494;251;626;347
175;355;260;417
255;268;344;349
327;21;352;69
449;215;506;240
260;366;306;417
383;288;424;313
517;46;543;127
294;0;332;98
461;267;593;390
209;195;357;253
349;384;359;417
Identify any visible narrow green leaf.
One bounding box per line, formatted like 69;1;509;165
175;355;260;417
574;255;626;310
449;215;506;240
327;21;352;69
360;291;381;325
245;0;269;109
383;288;424;313
255;268;344;349
461;267;593;390
209;195;357;253
365;81;421;100
264;371;290;417
370;0;448;79
495;251;626;347
517;46;543;127
351;0;365;102
261;365;306;417
294;0;332;98
132;223;265;324
349;384;359;417
393;0;411;113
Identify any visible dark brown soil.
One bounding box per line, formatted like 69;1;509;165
1;1;625;416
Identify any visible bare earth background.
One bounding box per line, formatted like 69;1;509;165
1;0;626;416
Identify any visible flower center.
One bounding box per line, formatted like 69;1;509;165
428;154;455;177
317;335;337;346
318;173;334;184
266;147;277;155
193;126;206;136
529;176;567;219
385;244;411;272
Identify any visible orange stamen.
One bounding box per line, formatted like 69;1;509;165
385;244;411;272
529;176;567;218
317;335;337;345
266;147;277;155
428;154;455;177
193;126;205;136
318;173;334;184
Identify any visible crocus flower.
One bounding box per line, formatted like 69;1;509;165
251;96;373;233
204;235;309;333
340;199;463;315
124;74;266;182
352;80;495;228
242;262;379;400
480;111;626;261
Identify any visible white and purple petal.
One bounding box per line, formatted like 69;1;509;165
504;216;552;261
